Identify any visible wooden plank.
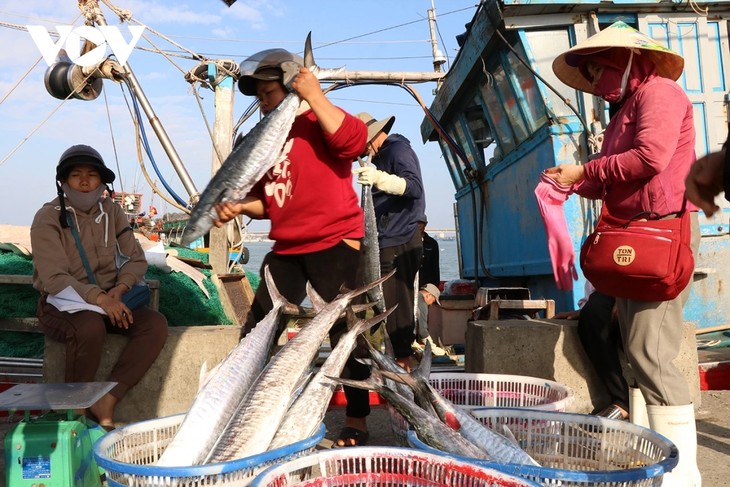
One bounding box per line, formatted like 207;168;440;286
175;256;212;269
488;299;555;320
0;318;41;333
0;279;160;332
0;275;33;285
214;273;254;325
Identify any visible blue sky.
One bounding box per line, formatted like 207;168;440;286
0;0;478;233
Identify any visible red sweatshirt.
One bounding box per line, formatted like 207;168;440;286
251;108;367;254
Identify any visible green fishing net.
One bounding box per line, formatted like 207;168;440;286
0;248;259;358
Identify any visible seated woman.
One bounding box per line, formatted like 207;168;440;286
30;144;168;429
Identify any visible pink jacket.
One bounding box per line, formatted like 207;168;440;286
576;75;696;219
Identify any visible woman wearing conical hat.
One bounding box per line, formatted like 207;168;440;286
544;21;701;486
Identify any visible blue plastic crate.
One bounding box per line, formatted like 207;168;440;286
408;408;678;487
94;414;325;486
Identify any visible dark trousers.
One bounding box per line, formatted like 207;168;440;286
577;291;629;412
380;229;423;359
244;241;372;418
38;296;168;399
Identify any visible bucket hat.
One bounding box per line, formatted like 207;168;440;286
421;283;441;305
357;112;396;144
56;144;115;184
552;21;684;95
238;48;304;96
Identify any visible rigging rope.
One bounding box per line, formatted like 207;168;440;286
103;85;125;195
119;79;190;208
100;0;205;62
0;62;101;167
0;57;42;106
117;82;190;214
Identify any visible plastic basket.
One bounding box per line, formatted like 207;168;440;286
389;373;574;446
93;414;326;486
249;446;542;486
408;408;678;487
429;373;574;411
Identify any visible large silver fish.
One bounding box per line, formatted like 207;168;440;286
424;382;540;466
356;333;413;402
207;271;394;462
331;368;489;460
180;34;342;246
380;344;540;466
357;157;387;316
372;340;438;418
268;307;394;450
156;266;285;467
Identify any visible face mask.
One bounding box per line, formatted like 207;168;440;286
596;50;635;103
61;183;106;212
596;67;625;103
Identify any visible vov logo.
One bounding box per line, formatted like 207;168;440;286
27;25;145;67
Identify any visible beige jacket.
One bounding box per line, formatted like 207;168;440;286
30;196;147;305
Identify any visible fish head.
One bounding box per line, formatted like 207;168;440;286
180;216;208;246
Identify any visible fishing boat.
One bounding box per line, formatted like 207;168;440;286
418;0;730;382
0;1;729;484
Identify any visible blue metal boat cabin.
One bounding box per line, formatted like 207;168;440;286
422;0;730;330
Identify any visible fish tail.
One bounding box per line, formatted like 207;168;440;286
347;305;394;337
305;282;327;310
304;32;314;68
326;368;385;395
344;270;396;302
263;265;288;309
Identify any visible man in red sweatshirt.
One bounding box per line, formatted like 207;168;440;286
214;48;370;446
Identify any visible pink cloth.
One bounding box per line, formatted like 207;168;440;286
534;173;578;290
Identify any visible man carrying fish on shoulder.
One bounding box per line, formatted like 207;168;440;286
212;48;375;448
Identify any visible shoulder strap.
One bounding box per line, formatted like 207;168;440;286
66;213;97;285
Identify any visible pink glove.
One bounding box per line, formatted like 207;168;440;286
534;173;578;291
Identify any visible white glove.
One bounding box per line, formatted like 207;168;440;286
353;166;407;196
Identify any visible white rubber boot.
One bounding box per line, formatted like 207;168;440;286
647;404;702;487
629;387;649;428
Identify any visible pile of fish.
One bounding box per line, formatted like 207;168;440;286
332;340;542;466
155;263;539;468
156;267;394;466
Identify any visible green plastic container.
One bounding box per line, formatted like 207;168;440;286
4;412;106;487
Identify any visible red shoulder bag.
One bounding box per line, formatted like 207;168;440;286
579;201;693;301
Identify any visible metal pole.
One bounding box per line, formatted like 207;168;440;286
120;69;199;200
428;4;446;73
82;0;199;202
327;70;445;83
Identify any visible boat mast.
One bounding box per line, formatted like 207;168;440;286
77;0;199;205
205;61;239;274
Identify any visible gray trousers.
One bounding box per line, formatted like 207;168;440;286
615;212;700;406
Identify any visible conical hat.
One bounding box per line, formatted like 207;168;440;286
552;21;684;94
357;112;396;143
